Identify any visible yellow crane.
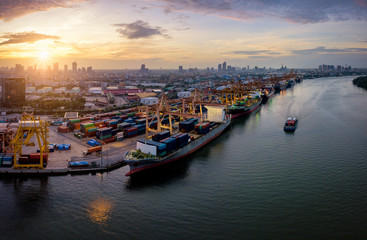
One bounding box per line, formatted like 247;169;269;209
11;113;49;169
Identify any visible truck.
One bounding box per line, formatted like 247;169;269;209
83;145;102;156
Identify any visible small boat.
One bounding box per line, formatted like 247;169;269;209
284;117;298;132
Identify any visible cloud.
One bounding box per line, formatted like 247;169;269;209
292;46;367;54
0;0;88;22
156;0;367;24
113;20;169;39
231;50;273;55
0;32;60;45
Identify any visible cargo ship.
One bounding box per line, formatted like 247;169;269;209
226;92;262;119
123;106;230;176
284;117;298;132
260;84;275;104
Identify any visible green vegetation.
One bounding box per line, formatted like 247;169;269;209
352;76;367;90
131;149;155;159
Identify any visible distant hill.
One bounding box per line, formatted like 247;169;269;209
352;76;367;90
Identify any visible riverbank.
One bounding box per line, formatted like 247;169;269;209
352;76;367;90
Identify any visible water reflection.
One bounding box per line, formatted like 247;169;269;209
87;198;113;226
126;160;190;189
8;176;49;217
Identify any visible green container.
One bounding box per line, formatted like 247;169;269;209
100;134;112;140
70;118;81;123
87;127;98;132
82;123;95;129
127;112;135;117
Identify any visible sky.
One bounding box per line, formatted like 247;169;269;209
0;0;367;69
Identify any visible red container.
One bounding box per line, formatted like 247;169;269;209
125;127;138;133
29;153;48;160
58;126;70;133
87;131;96;137
103;136;116;144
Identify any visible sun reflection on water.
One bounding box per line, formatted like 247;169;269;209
87;198;113;225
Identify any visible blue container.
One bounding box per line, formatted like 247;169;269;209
153;130;170;142
124;118;135;124
138;139;166;152
160;137;177;152
2;154;14;167
69;161;89;167
0;153;5;166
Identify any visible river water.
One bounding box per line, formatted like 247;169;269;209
1;76;367;239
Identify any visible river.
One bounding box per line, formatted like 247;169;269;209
1;76;367;239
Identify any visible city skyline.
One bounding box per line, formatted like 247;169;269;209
0;0;367;69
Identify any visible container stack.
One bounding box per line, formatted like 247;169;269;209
116;132;124;141
195;122;211;134
124;126;138;138
0;153;4;166
2;154;14;167
57;126;70;133
80;122;95;133
103;136;116;144
135;124;146;134
96;127;112;140
152;130;170;142
69;119;81;130
136;119;146;125
172;133;189;148
106;119;119;129
160;137;177;153
85;127;98;137
118;122;132;131
124;118;135;124
18;153;48;167
137;139;166;157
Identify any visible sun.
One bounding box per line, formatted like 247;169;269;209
38;50;50;61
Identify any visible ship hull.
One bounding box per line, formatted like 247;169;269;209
125;120;231;176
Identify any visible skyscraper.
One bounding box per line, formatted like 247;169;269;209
218;64;222;72
72;62;77;73
223;62;227;71
53;62;59;74
179;66;183;73
64;64;68;73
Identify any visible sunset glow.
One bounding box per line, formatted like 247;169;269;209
0;0;366;69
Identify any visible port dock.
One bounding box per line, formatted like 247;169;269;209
0;125;141;176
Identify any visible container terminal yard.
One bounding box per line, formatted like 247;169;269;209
0;73;303;176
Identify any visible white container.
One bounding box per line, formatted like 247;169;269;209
177;91;191;98
137;141;157;155
140;97;159;106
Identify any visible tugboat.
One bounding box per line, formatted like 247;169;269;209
284;117;298;132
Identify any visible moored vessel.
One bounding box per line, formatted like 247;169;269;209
226;94;262;119
124;106;231;176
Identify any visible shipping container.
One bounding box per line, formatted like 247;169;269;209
2;154;14;167
152;130;170;142
160;137;177;152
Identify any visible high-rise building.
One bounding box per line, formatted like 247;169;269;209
87;66;92;74
64;64;68;73
1;78;26;107
72;62;77;73
223;62;227;71
15;64;24;74
218;64;222;72
53;62;59;74
140;64;148;73
179;66;183;73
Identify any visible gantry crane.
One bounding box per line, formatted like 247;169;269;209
11;113;49;169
